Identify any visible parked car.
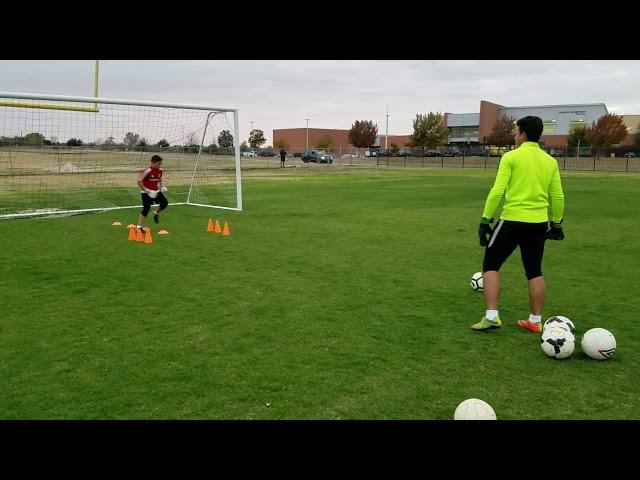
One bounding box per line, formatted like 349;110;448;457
241;150;257;157
302;150;333;164
293;152;302;157
442;148;463;157
259;150;275;157
624;152;636;158
397;151;414;157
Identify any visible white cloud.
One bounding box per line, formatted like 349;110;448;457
1;60;639;144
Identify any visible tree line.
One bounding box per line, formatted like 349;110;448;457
0;130;236;152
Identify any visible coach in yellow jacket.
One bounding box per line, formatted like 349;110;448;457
472;116;565;333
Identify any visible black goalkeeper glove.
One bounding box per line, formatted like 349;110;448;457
546;220;564;241
478;217;494;247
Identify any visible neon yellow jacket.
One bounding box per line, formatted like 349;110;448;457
482;142;565;223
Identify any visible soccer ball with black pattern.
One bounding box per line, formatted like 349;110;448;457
470;272;484;292
543;315;576;334
581;328;616;360
540;326;575;359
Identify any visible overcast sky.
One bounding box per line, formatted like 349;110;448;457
1;60;639;145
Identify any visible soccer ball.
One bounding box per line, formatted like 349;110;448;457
543;315;576;334
454;398;496;420
581;328;616;360
540;327;575;359
470;272;484;292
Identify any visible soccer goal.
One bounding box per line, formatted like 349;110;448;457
0;91;242;219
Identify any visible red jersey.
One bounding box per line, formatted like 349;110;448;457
139;166;163;191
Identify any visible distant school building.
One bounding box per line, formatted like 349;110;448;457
273;100;639;152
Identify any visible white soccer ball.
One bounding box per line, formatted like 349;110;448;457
540;326;575;359
543;315;576;334
454;398;496;420
581;328;616;360
470;272;484;292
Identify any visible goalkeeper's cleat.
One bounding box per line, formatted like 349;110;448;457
516;319;542;333
153;213;159;224
471;316;502;331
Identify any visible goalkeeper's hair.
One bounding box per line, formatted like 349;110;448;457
516;116;543;142
151;154;163;164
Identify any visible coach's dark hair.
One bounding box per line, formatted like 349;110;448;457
516;116;543;142
151;154;163;163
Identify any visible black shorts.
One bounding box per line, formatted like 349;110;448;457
483;220;547;279
140;192;168;215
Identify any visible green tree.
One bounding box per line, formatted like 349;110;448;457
218;130;234;149
104;136;116;147
314;135;334;150
567;125;588;147
123;132;140;149
635;123;640;147
240;141;250;152
389;142;400;155
136;138;147;151
485;115;516;147
66;138;83;147
249;129;267;149
410;112;449;149
24;132;45;145
157;139;170;148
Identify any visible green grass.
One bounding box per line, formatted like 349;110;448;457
1;167;639;419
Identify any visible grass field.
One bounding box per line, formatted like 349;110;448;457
1;167;639;419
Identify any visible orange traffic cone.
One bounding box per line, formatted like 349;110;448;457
207;218;214;232
136;228;145;242
128;226;136;241
222;221;230;236
214;219;222;234
144;229;153;244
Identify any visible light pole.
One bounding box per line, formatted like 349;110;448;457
385;106;389;152
577;138;581;159
305;118;309;151
576;118;584;159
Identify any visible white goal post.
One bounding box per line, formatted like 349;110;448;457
0;91;242;219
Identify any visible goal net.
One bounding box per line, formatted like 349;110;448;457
0;92;242;219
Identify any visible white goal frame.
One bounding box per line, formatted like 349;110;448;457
0;91;243;219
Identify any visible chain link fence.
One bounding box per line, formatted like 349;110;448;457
241;145;640;172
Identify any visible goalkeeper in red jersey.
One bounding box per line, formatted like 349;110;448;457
135;154;168;232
